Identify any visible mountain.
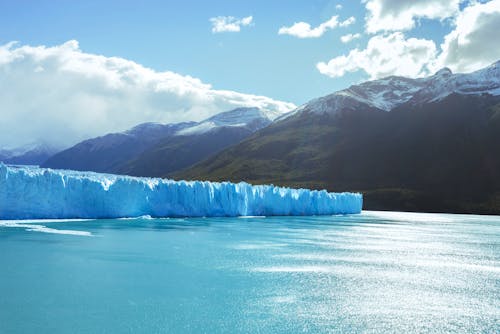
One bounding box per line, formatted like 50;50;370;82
0;143;60;165
42;122;194;173
42;107;274;175
175;61;500;214
115;107;273;177
280;60;500;119
0;149;23;162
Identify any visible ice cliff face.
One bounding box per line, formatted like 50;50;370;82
288;60;500;117
0;164;362;219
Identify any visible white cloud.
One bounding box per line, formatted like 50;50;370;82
210;15;253;33
278;16;340;38
336;4;343;10
340;33;362;43
278;15;356;38
0;41;295;149
319;0;500;80
364;0;461;33
317;32;437;79
434;0;500;73
339;16;356;27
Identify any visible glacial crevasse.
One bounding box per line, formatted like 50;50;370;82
0;164;362;219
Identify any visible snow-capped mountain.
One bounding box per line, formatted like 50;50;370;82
75;121;195;153
115;107;273;177
289;60;500;117
0;143;61;165
41;121;195;172
42;107;274;176
407;61;500;106
0;143;49;160
0;149;21;161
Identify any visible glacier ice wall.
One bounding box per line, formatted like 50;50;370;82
0;164;362;219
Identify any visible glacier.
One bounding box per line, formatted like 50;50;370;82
0;164;362;219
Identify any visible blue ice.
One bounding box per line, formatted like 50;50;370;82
0;164;362;219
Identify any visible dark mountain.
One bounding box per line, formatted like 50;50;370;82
0;144;60;165
118;108;272;177
42;122;195;173
42;107;275;175
175;62;500;214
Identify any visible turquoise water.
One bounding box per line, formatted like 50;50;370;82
0;211;498;333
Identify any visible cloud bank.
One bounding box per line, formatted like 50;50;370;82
318;32;436;79
364;0;461;33
435;0;500;73
319;0;500;79
0;40;295;149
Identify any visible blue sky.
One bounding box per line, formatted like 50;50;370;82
0;0;498;148
0;0;447;104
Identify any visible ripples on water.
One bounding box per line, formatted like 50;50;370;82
0;211;498;333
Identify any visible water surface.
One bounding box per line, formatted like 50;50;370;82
0;211;498;333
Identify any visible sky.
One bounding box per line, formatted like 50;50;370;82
0;0;499;149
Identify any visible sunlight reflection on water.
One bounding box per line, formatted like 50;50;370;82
0;211;498;333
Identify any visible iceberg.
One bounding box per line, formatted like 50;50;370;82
0;164;362;219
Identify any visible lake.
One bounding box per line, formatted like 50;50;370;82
0;211;498;333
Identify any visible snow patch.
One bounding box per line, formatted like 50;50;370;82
175;121;218;136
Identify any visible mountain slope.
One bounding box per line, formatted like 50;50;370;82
280;60;499;119
177;94;500;214
42;107;273;175
116;108;272;177
175;61;500;214
42;122;194;173
0;144;60;165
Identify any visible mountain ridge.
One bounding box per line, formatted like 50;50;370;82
174;61;500;214
281;60;500;120
0;143;60;166
42;107;274;175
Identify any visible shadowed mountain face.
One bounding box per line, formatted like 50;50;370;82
118;126;261;177
42;122;195;173
176;94;500;214
175;62;500;214
42;107;272;175
0;144;60;166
